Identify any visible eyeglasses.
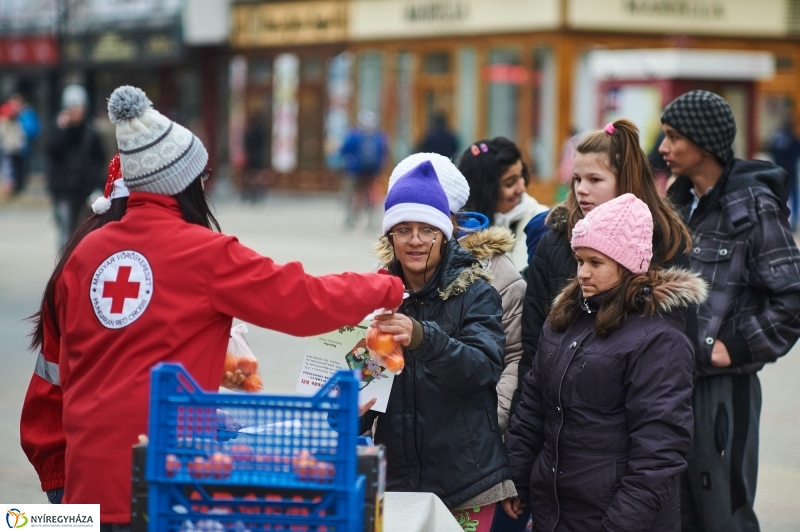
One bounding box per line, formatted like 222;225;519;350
389;228;440;243
201;167;213;182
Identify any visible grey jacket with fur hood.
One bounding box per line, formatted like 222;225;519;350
460;226;525;433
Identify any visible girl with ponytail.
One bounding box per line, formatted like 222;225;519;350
518;120;694;418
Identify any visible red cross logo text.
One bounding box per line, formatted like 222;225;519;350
102;266;141;314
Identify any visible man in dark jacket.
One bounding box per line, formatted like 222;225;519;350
661;90;800;532
417;112;459;160
47;85;106;249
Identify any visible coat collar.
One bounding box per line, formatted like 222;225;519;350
554;267;708;316
375;236;493;300
127;191;182;218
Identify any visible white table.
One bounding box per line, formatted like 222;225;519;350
384;492;464;532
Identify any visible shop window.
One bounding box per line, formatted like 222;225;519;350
424;52;450;75
529;47;556;178
250;59;272;84
395;52;415;161
486;48;520;141
302;56;325;82
457;48;477;153
325;52;354;169
358;51;383;120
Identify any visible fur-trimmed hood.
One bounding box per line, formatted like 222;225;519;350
458;226;515;260
374;236;493;300
545;203;570;235
552;266;708;315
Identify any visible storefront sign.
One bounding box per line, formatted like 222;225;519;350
63;27;183;64
349;0;559;40
568;0;788;36
0;36;58;66
231;1;347;47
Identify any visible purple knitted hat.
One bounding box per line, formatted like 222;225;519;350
383;160;453;238
571;193;653;274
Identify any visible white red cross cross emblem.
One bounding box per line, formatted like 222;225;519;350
90;250;154;329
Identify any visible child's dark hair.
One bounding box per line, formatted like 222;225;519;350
457;137;530;222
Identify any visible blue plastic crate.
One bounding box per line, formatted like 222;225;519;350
146;363;363;532
147;478;364;532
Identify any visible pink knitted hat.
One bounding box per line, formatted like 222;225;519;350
571;193;653;274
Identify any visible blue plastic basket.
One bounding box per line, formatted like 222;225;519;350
146;363;363;532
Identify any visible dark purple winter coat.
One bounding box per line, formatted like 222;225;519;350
506;268;707;532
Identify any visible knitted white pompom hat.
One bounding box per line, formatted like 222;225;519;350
388;152;470;213
108;85;208;196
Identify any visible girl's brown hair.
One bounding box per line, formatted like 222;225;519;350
549;270;662;338
566;119;691;264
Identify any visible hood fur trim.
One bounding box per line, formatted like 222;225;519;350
546;203;570;234
374;237;493;300
458;226;515;259
439;263;494;300
551;266;708;314
651;267;708;312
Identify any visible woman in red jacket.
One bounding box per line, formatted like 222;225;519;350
22;155;129;504
43;86;404;527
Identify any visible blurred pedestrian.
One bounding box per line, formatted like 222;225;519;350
518;120;694;442
339;109;388;228
22;155;129;505
0;100;26;196
457;137;549;270
661;90;800;532
9;93;40;195
51;85;404;527
46;85;106;250
768;119;800;231
366;156;513;531
243;112;268;203
416;111;459;160
504;194;702;531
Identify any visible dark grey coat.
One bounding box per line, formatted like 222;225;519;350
668;159;800;377
506;268;707;532
362;237;510;508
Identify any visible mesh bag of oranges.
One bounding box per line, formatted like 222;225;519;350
366;310;405;374
221;324;263;392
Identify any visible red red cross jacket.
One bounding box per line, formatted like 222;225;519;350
54;192;404;522
21;294;66;492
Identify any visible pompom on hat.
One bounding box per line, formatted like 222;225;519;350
571;193;653;274
91;154;129;214
389;153;470;214
383;160;454;238
108;85;208;196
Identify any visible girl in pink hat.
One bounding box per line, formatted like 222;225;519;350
504;193;706;531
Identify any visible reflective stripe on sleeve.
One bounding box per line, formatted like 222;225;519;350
34;351;60;386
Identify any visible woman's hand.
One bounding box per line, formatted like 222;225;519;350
501;497;525;519
372;312;414;347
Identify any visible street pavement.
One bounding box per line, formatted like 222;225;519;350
0;190;798;530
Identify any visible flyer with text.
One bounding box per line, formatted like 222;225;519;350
296;320;395;412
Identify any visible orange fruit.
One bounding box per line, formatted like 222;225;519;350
242;374;262;392
236;356;259;376
223;352;237;374
366;327;398;357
